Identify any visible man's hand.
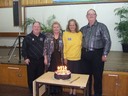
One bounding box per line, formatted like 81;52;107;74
24;59;30;65
102;55;107;62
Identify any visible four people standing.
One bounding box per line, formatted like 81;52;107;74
80;9;111;96
22;9;111;96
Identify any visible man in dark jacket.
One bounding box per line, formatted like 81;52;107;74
22;21;45;93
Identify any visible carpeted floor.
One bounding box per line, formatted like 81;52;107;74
0;84;31;96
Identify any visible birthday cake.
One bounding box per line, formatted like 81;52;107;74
54;66;71;80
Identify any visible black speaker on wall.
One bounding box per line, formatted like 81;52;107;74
13;0;21;26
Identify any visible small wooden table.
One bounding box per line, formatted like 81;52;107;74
33;71;89;96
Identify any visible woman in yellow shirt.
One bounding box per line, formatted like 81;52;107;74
63;19;82;96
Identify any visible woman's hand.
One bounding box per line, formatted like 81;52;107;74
64;59;68;65
44;55;48;65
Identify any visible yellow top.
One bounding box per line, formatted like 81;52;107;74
63;31;82;60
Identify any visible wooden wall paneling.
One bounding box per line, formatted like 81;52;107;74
47;0;53;4
0;0;128;7
0;1;1;6
23;0;28;6
36;0;40;5
29;0;33;5
0;0;4;7
118;73;128;96
102;72;118;96
41;0;46;4
22;0;25;6
20;0;53;7
33;0;36;5
4;0;8;6
0;0;13;7
0;64;28;87
7;66;19;85
102;71;128;96
0;64;9;84
27;0;31;6
7;65;28;87
21;0;25;6
38;0;41;5
37;0;40;5
9;0;12;6
3;0;5;7
25;0;28;6
26;0;30;5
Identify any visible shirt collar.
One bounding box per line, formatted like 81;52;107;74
31;31;41;37
87;20;98;28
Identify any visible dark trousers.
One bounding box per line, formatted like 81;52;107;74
81;48;104;96
27;57;45;93
67;60;80;73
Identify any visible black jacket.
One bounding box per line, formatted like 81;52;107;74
22;32;46;60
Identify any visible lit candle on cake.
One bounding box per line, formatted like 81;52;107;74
60;66;62;70
64;66;67;70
